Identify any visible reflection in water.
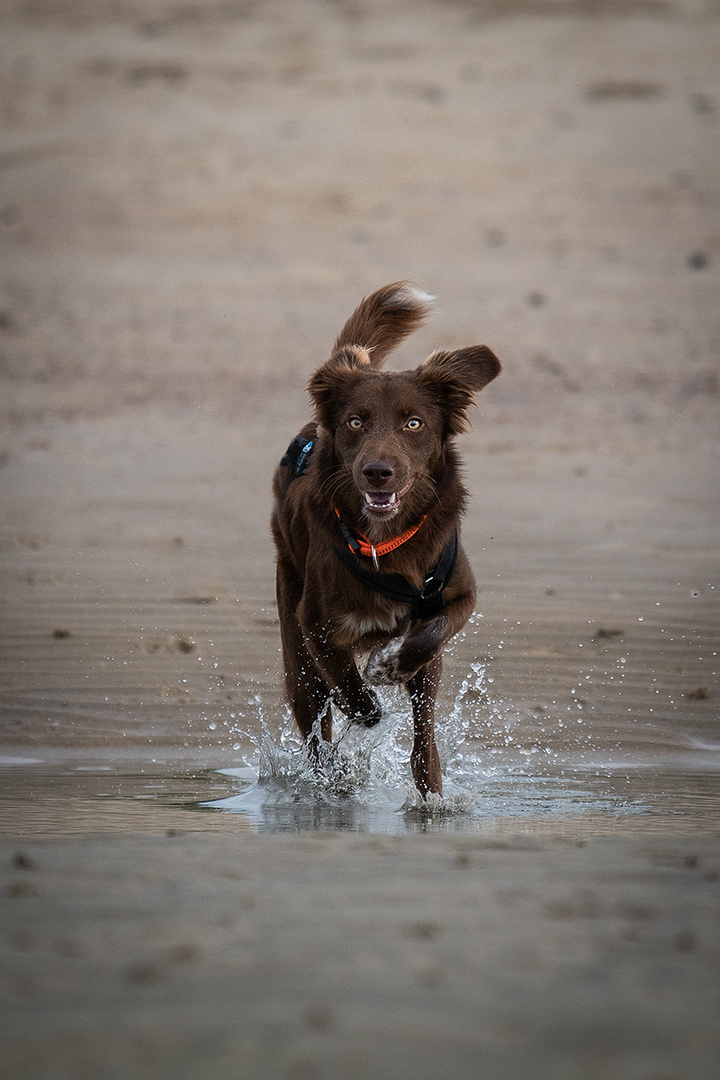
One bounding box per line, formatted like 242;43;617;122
0;769;248;838
207;760;720;837
1;757;719;839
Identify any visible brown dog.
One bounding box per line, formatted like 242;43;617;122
271;283;501;798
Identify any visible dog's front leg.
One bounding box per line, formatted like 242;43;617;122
364;590;475;686
296;585;382;726
303;631;382;728
408;653;443;797
364;615;448;686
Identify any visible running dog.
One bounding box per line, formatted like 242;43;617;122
271;282;501;797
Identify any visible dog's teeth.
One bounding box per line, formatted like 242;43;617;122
364;490;401;510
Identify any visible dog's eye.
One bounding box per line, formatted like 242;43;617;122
347;417;363;430
405;417;423;430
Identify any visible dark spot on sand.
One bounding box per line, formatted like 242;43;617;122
0;205;20;226
171;943;199;964
681;370;718;397
127;961;164;984
674;930;697;953
304;1004;335;1032
584;80;664;102
138;20;165;38
427;85;447;106
685;685;710;701
650;851;700;870
690;93;715;114
406;920;440;940
534;354;564;376
485;227;505;248
416;963;443;988
125;62;189;87
687;250;709;270
8;880;42;898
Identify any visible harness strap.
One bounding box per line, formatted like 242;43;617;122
333;531;458;621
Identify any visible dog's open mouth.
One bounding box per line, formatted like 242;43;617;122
363;477;414;516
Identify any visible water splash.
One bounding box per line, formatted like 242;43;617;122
202;660;649;832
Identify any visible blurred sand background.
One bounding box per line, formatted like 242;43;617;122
1;0;719;1076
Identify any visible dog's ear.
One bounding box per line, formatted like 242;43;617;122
307;346;371;428
417;346;501;436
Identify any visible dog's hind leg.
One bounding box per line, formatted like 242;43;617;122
407;654;443;798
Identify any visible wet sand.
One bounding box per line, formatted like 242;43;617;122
3;831;720;1080
1;0;719;1076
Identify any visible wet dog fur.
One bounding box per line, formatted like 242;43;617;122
271;283;501;797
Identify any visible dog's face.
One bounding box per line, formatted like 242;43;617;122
334;368;444;523
309;344;500;529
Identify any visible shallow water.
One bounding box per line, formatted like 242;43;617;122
2;675;719;838
201;684;720;835
209;765;720;836
2;757;719;839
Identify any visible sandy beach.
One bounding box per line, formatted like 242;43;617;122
2;831;720;1079
1;0;719;1076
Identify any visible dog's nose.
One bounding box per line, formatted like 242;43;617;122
362;460;394;486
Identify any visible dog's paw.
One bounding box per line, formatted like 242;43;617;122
350;685;383;727
364;638;407;686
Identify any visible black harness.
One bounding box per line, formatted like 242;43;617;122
280;433;458;621
333;530;458;621
280;434;316;479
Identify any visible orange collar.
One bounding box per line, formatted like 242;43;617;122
334;507;427;570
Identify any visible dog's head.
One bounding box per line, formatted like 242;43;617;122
308;342;501;530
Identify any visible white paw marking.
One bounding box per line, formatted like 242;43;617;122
364;637;405;686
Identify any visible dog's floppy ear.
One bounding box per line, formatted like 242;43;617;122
417;346;501;436
307;345;371;428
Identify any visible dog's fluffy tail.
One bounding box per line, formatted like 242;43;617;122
331;281;434;369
